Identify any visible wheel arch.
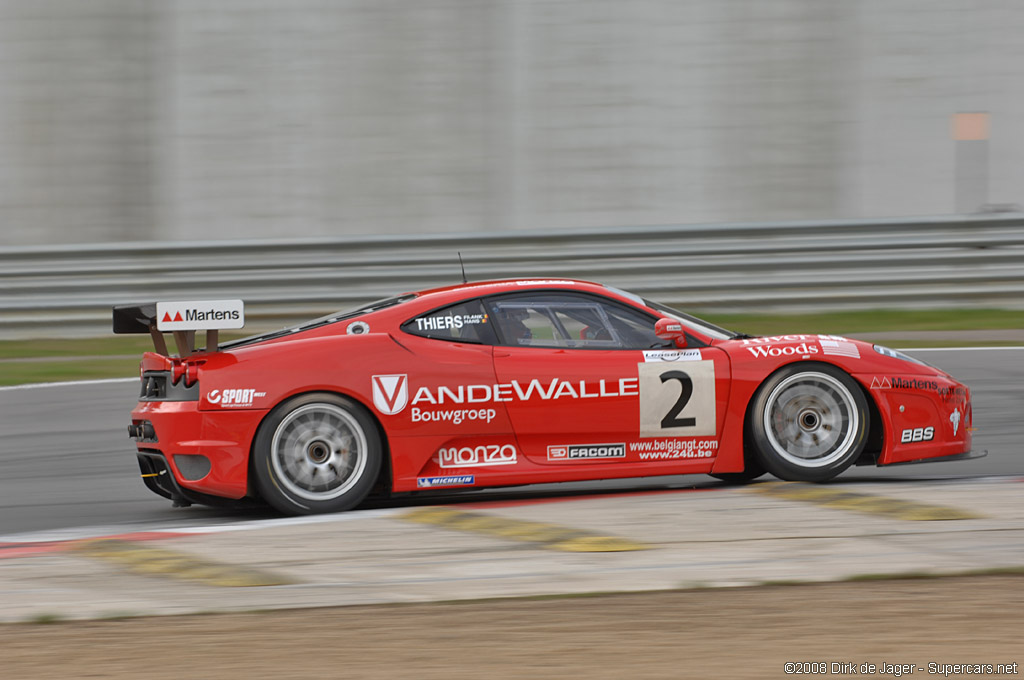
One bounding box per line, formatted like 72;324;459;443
741;359;873;480
247;388;393;502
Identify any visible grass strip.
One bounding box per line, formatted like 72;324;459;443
0;308;1020;386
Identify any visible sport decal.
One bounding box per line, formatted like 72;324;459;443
372;374;409;415
638;360;716;438
950;408;962;436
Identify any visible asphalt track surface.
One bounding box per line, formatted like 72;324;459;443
0;348;1020;538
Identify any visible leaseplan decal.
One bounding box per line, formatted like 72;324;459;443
156;300;245;331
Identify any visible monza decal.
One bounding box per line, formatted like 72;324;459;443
417;475;475;489
372;374;409;415
547;443;626;461
439;444;517;468
638;360;716;438
642;349;702;363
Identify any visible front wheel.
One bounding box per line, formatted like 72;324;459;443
749;364;868;482
253;393;382;515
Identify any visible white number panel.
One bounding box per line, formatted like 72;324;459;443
638;360;716;438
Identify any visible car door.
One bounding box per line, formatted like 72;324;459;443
485;291;729;472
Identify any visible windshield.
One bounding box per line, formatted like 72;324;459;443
220;294;416;349
643;299;740;341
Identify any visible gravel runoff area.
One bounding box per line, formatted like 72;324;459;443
4;574;1022;679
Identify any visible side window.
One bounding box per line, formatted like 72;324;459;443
487;293;669;350
402;299;496;344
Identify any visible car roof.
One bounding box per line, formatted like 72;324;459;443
405;278;619;307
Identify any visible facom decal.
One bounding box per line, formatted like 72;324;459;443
439;444;517;468
547;443;626;461
346;321;370;335
208;388;266;408
642;349;702;363
950;408;962;436
372;374;409;415
417;475;475;489
900;427;935;443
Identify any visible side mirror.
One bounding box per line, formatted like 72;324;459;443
654;318;688;347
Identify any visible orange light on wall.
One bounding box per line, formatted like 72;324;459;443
952;112;990;141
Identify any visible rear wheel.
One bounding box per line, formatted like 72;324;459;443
749;364;868;482
253;393;382;515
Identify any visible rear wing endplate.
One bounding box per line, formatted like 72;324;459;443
112;299;245;356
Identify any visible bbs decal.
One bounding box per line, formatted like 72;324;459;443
900;427;934;443
638;360;716;438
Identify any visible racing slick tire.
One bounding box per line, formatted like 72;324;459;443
253;393;382;515
749;363;869;483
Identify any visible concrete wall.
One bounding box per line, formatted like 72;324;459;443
1;0;1021;246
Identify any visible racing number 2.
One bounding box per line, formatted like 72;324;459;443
638;360;716;437
659;371;695;429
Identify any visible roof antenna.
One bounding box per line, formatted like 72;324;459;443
458;252;467;284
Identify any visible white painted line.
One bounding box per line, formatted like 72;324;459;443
0;377;136;392
0;507;404;545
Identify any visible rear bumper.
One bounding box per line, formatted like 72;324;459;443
137;451;255;507
129;400;265;500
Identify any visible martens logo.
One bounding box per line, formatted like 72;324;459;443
156;300;245;331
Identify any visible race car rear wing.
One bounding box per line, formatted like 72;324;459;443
112;299;245;357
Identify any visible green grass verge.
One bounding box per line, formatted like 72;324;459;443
0;309;1021;387
692;308;1024;336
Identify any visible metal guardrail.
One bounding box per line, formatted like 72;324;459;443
2;214;1024;339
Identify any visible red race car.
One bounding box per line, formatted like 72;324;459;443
113;279;978;514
